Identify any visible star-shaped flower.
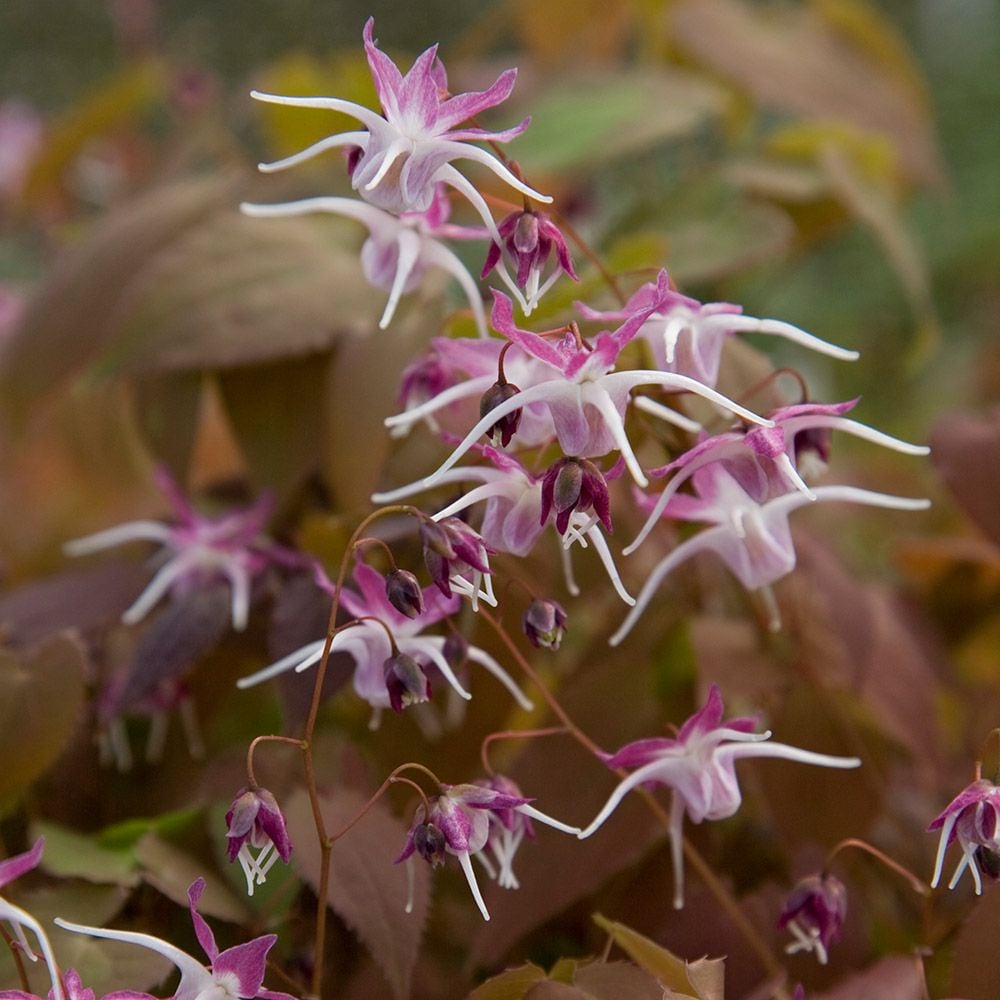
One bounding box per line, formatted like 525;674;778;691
396;780;578;920
929;777;1000;895
626;399;930;554
577;686;860;908
577;270;858;387
611;463;929;642
421;292;773;489
241;184;490;336
64;468;293;632
251;18;548;229
236;564;531;727
57;878;296;1000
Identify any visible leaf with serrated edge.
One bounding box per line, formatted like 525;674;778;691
592;914;724;999
285;786;430;1000
468;963;548;1000
30;820;139;887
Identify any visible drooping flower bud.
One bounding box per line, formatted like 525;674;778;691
421;517;492;598
481;209;578;312
225;786;293;896
522;598;568;650
539;457;612;535
479;380;522;448
385;568;424;619
384;651;432;713
778;873;848;965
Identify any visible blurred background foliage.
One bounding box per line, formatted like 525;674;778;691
0;1;999;998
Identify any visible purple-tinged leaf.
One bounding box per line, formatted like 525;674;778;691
284;786;430;1000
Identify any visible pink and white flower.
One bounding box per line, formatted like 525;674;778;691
577;685;860;908
421;293;773;489
56;878;296;1000
64;469;292;632
578;270;858;387
625;399;930;554
241;185;490;336
236;564;531;727
928;777;1000;895
251;19;548;228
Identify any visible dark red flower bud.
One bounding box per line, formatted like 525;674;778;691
778;873;847;965
413;821;448;867
540;457;612;535
421;517;492;597
522;598;568;650
479;380;522;448
384;652;432;713
385;568;424;619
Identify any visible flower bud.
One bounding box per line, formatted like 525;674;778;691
385;568;424;619
479;380;522;448
225;786;293;863
522;598;568;650
384;652;432;713
540;457;612;535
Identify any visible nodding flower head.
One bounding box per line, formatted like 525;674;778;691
577;685;861;908
482;208;578;315
225;787;293;897
384;650;433;713
929;777;1000;896
63;467;292;632
385;568;425;619
540;457;612;536
479;379;523;448
778;872;848;965
522;598;568;650
250;18;549;224
420;516;494;606
396;781;579;920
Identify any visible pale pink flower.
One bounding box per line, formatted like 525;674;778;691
577;686;860;908
929;778;1000;895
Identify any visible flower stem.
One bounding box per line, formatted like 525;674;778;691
480;726;569;775
824;838;930;897
550;209;627;307
0;923;33;994
245;734;305;789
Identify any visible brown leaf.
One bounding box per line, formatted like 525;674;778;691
133;370;205;481
467;963;548;1000
285;785;430;999
0;634;87;801
93;211;382;375
572;961;665;1000
0;174;240;416
814;953;929;1000
669;0;943;187
931;409;1000;550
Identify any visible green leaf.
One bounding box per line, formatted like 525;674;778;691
30;820;140;887
0;634;87;803
134;832;250;924
592;914;724;999
95;806;203;851
285;785;430;1000
468;963;548;1000
571;961;664;1000
509;71;726;175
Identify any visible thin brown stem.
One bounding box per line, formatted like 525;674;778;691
353;535;399;571
480;726;569;775
824;838;930;897
0;923;32;994
329;763;440;844
245;734;305;789
551;209;627;306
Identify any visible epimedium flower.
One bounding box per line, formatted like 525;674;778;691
481;208;578;316
611;463;930;643
0;839;64;1000
577;269;858;388
396;780;579;920
778;873;848;965
577;685;861;909
372;445;635;605
56;878;296;1000
625;399;931;555
250;18;549;228
420;292;774;490
64;468;291;632
928;777;1000;895
241;184;491;336
225;787;293;897
419;516;495;609
522;598;568;650
236;563;531;728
